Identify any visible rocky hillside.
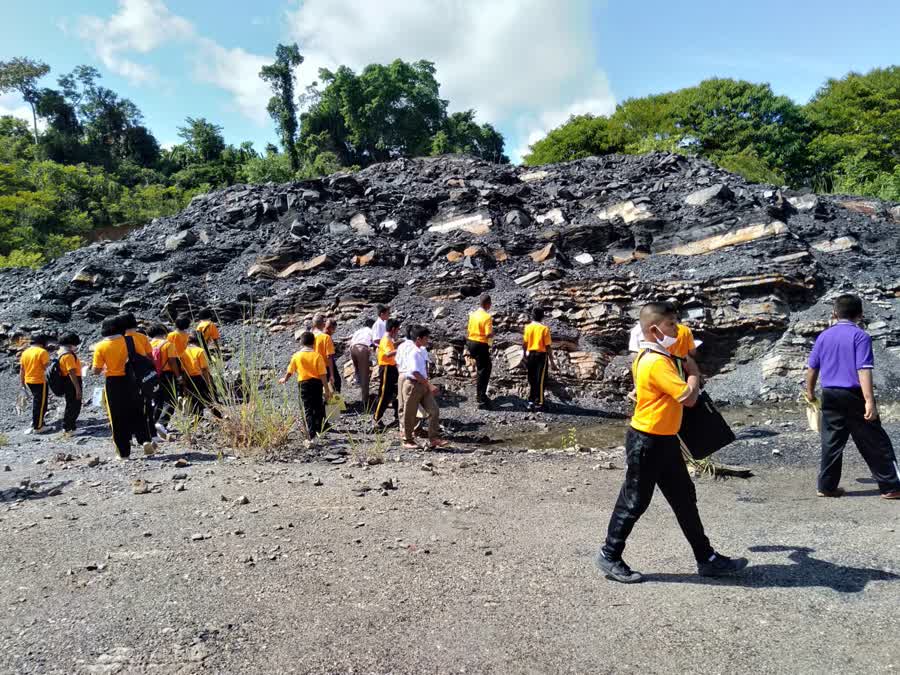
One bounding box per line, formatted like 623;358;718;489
3;152;900;404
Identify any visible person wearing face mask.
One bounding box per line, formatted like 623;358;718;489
596;302;748;584
806;294;900;500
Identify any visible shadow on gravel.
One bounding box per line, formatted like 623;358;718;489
645;545;899;593
0;480;73;502
734;427;780;440
145;451;219;463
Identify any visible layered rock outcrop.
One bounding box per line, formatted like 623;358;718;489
2;152;899;404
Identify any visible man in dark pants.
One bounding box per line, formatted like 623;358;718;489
372;319;401;430
596;303;747;583
523;307;554;410
466;294;494;407
280;331;329;438
806;294;900;500
19;334;50;434
58;333;83;437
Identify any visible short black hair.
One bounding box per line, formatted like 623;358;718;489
414;326;431;340
198;308;214;320
300;331;315;347
480;294;492;308
187;334;200;345
532;307;545;322
406;324;419;340
100;318;120;337
175;315;190;330
376;304;389;317
59;332;80;347
118;312;138;330
363;318;375;328
148;323;168;338
30;333;48;347
639;302;677;333
386;318;401;331
833;294;863;320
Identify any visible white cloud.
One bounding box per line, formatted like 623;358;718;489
76;0;194;83
284;0;616;162
193;39;271;125
0;93;48;132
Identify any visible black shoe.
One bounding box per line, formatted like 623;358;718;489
595;552;643;584
697;553;749;577
526;401;536;411
477;398;493;410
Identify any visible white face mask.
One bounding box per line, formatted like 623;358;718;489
654;328;678;349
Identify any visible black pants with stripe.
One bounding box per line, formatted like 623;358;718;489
330;356;342;393
187;375;223;419
104;376;149;457
28;383;49;430
603;428;714;564
299;379;325;438
373;365;399;422
526;351;548;405
63;378;82;432
819;387;900;494
466;340;492;401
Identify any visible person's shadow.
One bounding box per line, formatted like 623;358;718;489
644;545;899;593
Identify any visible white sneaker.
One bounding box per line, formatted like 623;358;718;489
22;427;33;435
142;442;156;456
155;423;169;441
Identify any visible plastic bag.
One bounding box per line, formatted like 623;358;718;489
804;395;821;433
91;386;105;409
15;387;29;416
325;393;346;421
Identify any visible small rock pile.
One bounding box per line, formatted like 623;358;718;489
2;152;899;404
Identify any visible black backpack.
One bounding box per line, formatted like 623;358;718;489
46;356;66;396
125;336;159;398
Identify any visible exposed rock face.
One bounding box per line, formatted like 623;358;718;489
2;152;899;404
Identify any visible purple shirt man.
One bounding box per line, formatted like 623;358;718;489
808;321;874;389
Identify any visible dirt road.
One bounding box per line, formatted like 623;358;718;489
1;417;897;674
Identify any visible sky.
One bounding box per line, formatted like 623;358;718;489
1;0;898;163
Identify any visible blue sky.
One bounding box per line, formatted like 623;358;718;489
1;0;898;163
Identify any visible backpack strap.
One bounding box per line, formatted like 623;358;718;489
123;335;137;362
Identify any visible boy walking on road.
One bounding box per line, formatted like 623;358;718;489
280;331;329;438
397;326;446;450
596;303;748;583
806;294;900;500
523;307;554;410
20;334;50;434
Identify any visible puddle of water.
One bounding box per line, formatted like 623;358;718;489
502;404;806;451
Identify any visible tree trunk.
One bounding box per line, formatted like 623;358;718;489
29;102;40;159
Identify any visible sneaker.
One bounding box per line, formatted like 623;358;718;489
63;430;74;439
151;440;159;452
142;442;156;456
595;552;643;584
881;490;900;500
155;423;170;441
817;487;845;498
697;553;749;577
526;401;536;411
22;427;33;435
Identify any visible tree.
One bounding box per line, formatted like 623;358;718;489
0;116;35;162
177;117;226;163
804;67;900;198
433;111;509;163
0;57;50;145
260;43;304;172
524;114;619;165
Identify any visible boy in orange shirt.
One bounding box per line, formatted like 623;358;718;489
523;307;554;410
372;319;401;430
596;303;747;583
280;331;329;438
466;294;494;408
58;333;83;437
19;334;50;434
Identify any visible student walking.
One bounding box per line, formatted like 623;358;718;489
57;333;83;436
196;308;221;355
349;319;375;410
119;313;155;442
397;326;446;449
312;314;338;392
523;308;554;409
325;318;341;394
149;324;178;439
19;334;50;434
280;331;329;438
372;319;401;430
92;318;154;458
372;305;390;345
806;294;900;500
183;335;222;419
596;303;747;583
466;294;494;407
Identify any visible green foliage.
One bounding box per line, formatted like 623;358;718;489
260;44;304;172
525;114;619;165
177;117;226;163
432;111;508;162
0;57;49;143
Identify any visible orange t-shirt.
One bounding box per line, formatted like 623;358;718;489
167;331;189;357
92;337;128;377
314;332;335;361
59;352;82;378
182;345;209;377
523;322;551;353
288;350;327;382
467;308;493;344
630;350;691;436
20;346;49;384
377;336;397;366
198;321;220;342
125;330;152;357
668;324;697;360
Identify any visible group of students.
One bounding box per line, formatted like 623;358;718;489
18;309;223;459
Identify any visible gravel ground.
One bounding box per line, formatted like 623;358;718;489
1;392;898;674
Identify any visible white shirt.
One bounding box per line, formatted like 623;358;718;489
372;318;387;343
350;327;373;347
628;323;643;353
396;340;426;379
